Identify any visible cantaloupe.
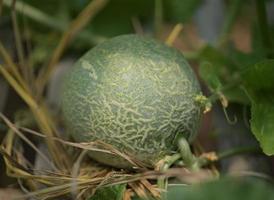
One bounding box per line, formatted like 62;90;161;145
61;34;202;168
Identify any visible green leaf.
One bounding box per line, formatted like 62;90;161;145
199;45;240;73
242;59;274;155
242;59;274;91
133;178;274;200
199;61;222;92
250;96;274;155
219;0;243;43
226;46;263;68
198;45;249;104
162;178;274;200
87;184;126;200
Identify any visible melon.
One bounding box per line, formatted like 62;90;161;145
61;34;202;168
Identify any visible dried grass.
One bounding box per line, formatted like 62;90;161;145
0;112;215;199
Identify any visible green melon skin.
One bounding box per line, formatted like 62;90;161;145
61;34;202;169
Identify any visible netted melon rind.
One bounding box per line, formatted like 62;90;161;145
62;35;202;168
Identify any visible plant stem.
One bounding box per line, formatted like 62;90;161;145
11;0;29;84
157;153;181;189
218;0;243;46
165;23;183;46
157;138;204;189
154;0;163;38
207;79;243;103
178;138;200;171
255;0;274;58
218;146;260;160
198;146;260;167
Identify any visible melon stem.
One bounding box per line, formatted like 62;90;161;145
157;153;182;189
178;137;200;171
157;138;200;190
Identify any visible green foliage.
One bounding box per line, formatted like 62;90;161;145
226;45;263;68
219;0;243;42
88;184;126;200
90;0;153;37
22;0;69;17
198;46;274;156
242;59;274;91
242;59;274;155
199;45;240;75
198;43;274;155
198;45;249;104
250;96;274;155
161;178;274;200
133;178;274;200
199;61;222;92
164;0;202;23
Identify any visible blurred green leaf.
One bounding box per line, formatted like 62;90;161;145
222;88;249;105
23;0;68;17
242;59;274;91
199;45;249;104
218;0;243;44
251;23;274;59
134;178;274;200
163;178;274;200
164;0;202;23
199;61;222;92
242;59;274;155
87;184;126;200
250;95;274;155
90;0;153;37
199;45;240;73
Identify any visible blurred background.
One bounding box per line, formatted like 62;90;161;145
0;0;274;199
